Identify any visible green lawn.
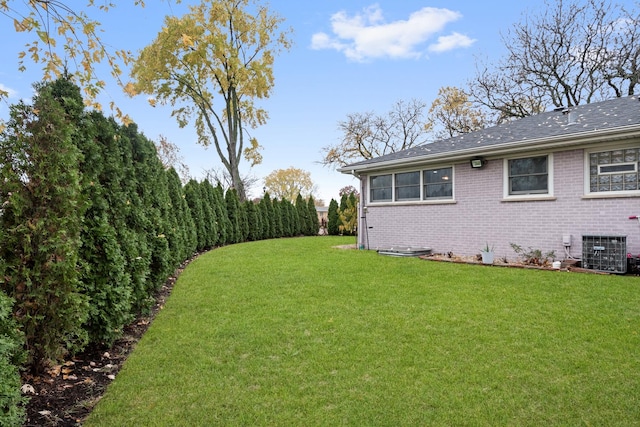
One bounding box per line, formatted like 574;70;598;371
85;236;640;426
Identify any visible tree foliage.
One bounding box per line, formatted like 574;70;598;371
263;167;316;202
339;185;359;198
0;81;89;369
327;199;340;236
307;196;320;236
73;95;134;347
0;291;26;426
338;193;358;236
295;194;314;236
321;99;431;168
0;0;148;122
429;86;488;138
225;188;243;244
468;0;640;120
130;0;292;201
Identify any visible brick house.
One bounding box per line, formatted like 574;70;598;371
339;96;640;268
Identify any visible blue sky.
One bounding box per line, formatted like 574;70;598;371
0;0;542;203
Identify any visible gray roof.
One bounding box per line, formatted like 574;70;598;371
342;96;640;171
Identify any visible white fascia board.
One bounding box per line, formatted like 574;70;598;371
339;125;640;175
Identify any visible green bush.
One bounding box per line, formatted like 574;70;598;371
76;109;133;346
225;189;242;244
213;184;231;245
295;194;312;236
271;198;284;238
199;180;218;249
327;199;340;235
184;180;207;251
279;199;292;237
259;194;273;239
0;292;26;427
0;81;89;369
244;201;259;241
307;196;320;236
166;168;197;261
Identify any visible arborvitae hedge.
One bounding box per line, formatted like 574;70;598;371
166;168;197;261
260;194;274;239
199;180;218;249
184;180;207;251
307;196;320;236
77;114;133;346
272;199;284;238
0;81;89;369
244;201;259;241
328;199;340;235
225;189;242;244
0;291;26;427
239;199;249;242
212;184;230;245
288;199;301;236
295;194;311;236
0;78;343;422
279;199;291;237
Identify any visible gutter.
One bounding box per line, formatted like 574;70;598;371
338;124;640;175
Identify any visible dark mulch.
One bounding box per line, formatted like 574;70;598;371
20;255;196;427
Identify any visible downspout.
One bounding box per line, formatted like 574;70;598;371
351;169;365;250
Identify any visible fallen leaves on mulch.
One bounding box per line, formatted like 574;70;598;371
20;255;197;427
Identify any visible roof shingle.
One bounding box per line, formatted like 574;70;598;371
344;96;640;169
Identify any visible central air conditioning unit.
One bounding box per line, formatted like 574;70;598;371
582;235;627;274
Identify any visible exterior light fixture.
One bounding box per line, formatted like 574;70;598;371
470;157;486;169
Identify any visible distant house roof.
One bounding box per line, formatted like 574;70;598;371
340;96;640;174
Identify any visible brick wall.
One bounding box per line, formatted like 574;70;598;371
358;148;640;261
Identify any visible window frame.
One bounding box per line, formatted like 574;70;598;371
369;173;393;202
395;171;421;201
368;166;454;204
584;145;640;197
423;166;454;200
503;154;554;200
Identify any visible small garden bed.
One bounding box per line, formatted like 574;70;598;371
422;252;603;274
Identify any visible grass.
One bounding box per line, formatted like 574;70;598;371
85;236;640;426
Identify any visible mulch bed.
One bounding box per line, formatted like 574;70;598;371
20;254;197;427
421;252;615;274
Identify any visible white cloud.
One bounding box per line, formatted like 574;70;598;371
310;4;475;61
0;83;18;99
428;32;477;53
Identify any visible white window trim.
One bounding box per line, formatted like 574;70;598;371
583;146;640;198
502;153;554;201
395;171;421;202
367;166;455;204
369;173;393;203
423;166;455;201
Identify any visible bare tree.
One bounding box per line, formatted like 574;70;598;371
321;99;432;168
154;135;191;184
203;167;259;197
468;0;640;120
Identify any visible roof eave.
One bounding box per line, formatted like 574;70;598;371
338;124;640;175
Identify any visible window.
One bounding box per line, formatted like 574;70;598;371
369;166;454;203
424;167;453;199
588;148;640;193
508;155;549;195
370;174;392;202
395;171;420;201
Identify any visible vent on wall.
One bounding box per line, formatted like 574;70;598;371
582;235;627;274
